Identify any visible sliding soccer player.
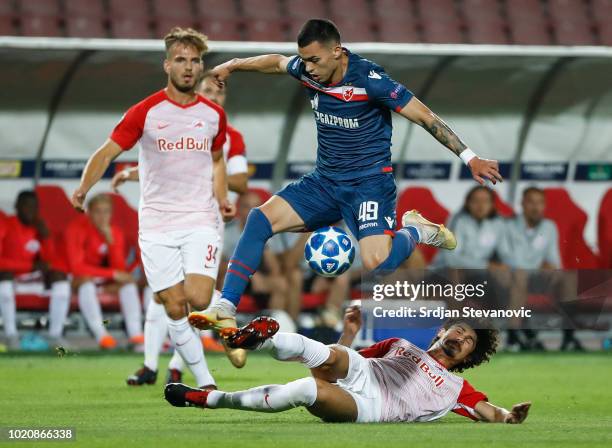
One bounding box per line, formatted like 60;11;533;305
167;307;530;424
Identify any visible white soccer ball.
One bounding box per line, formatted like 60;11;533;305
304;226;355;277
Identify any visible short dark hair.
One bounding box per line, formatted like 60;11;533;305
297;19;341;47
429;318;499;373
16;190;37;206
522;186;544;200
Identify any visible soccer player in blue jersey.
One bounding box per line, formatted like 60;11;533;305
189;19;503;334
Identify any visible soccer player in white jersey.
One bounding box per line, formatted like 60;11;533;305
166;307;531;424
112;72;250;385
71;27;235;389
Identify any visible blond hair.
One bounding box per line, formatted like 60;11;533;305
87;193;113;211
164;27;209;58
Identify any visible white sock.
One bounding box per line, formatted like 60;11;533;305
0;280;17;337
48;281;70;338
77;282;107;341
207;377;317;412
260;332;331;369
143;299;167;371
168;348;185;371
142;286;154;312
167;316;214;387
119;283;143;339
214;298;236;316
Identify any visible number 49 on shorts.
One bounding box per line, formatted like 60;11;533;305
358;201;379;222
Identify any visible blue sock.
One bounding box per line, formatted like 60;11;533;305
221;208;273;306
372;226;419;275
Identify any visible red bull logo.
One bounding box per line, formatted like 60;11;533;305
157;137;209;152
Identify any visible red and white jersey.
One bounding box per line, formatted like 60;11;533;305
110;89;226;233
360;338;488;423
224;124;248;176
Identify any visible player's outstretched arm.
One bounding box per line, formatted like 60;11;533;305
399;97;503;185
474;400;531;423
111;166;139;192
228;172;248;194
337;305;362;347
72;139;123;211
211;55;292;85
212;151;236;222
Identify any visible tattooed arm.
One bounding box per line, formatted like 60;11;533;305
399;97;503;185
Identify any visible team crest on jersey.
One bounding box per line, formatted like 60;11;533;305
342;87;354;102
310;93;319;110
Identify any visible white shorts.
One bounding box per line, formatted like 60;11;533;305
139;227;222;292
335;346;383;423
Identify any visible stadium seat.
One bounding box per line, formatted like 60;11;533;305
376;18;420;43
18;0;63;37
34;185;80;237
505;0;552;45
543;188;599;269
493;191;514;218
152;0;196;38
327;18;376;42
374;0;415;19
241;0;283;19
64;0;107;38
372;0;420;43
592;0;612;45
108;0;153;38
329;0;370;19
396;186;450;264
0;15;16;36
198;17;242;41
243;18;287;42
285;0;326;19
417;0;464;44
195;0;239;19
0;1;17;36
597;188;612;269
547;0;595;45
461;0;509;44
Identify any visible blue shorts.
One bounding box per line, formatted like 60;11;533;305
276;170;397;240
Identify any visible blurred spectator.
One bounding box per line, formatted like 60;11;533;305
0;191;71;350
434;186;507;269
219;191;299;331
66;193;143;350
501;187;581;351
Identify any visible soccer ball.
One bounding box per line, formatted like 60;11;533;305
304;226;355;277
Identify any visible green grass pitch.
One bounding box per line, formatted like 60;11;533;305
1;351;611;447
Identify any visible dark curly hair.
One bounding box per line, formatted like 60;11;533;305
429;318;499;373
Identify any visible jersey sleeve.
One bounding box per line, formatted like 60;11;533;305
286;55;305;80
366;68;414;113
452;380;488;421
110;103;147;151
358;337;400;358
211;108;227;152
226;127;248;176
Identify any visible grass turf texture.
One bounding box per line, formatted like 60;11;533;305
0;352;611;447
